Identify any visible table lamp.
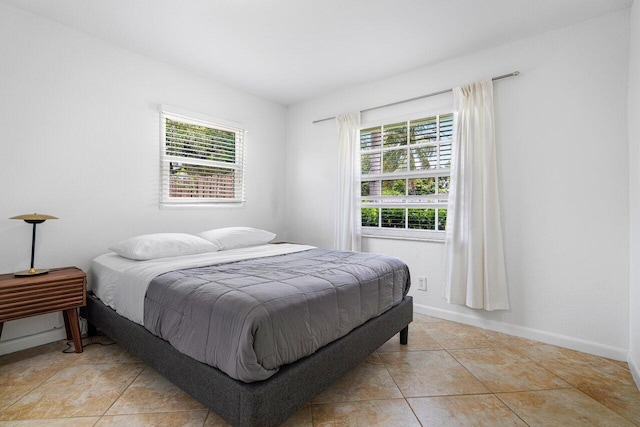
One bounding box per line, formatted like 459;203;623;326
10;213;58;276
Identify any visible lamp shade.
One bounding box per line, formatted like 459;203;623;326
10;213;58;223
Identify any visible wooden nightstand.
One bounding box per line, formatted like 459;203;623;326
0;267;86;353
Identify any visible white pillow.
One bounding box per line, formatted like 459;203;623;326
197;227;276;250
109;233;221;260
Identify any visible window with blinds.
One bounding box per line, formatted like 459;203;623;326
160;109;245;205
360;113;452;238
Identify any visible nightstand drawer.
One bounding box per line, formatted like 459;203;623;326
0;267;86;322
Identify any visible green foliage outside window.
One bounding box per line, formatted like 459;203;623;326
361;208;379;227
381;208;405;228
362;208;447;231
408;208;436;229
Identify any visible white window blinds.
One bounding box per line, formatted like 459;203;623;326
360;113;452;238
160;109;245;205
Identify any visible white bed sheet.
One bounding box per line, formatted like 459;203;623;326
90;243;315;325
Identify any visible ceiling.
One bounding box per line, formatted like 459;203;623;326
2;0;634;105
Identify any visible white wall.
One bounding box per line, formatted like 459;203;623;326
628;0;640;386
286;11;631;359
0;4;287;353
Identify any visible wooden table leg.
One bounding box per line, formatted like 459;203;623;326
63;308;83;353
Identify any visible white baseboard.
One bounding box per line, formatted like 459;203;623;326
414;303;628;361
0;327;66;355
629;350;640;389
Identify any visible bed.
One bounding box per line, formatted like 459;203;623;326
84;237;413;426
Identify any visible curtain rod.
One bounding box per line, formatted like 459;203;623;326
312;71;520;124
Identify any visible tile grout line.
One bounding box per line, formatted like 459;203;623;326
0;345;74;418
512;350;579;391
439;340;535;427
576;386;640;426
572;387;640;426
376;348;423;426
97;363;147;422
493;392;532;427
380;334;531;426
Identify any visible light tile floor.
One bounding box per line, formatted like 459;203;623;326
1;314;639;426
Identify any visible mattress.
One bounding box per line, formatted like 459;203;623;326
91;243;314;325
91;244;411;382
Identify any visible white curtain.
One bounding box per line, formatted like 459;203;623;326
443;79;510;310
334;112;362;252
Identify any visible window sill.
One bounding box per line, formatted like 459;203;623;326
361;228;445;243
159;202;245;210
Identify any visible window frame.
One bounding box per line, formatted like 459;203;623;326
359;109;452;241
159;105;246;207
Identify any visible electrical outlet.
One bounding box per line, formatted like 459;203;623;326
417;276;427;291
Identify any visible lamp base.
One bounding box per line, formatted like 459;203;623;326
14;268;50;277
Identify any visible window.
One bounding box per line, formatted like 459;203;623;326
360;113;452;239
160;107;245;206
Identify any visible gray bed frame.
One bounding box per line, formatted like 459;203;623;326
84;293;412;427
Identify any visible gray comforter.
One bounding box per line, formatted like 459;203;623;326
143;248;410;382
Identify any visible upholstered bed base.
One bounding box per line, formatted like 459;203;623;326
83;294;413;427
